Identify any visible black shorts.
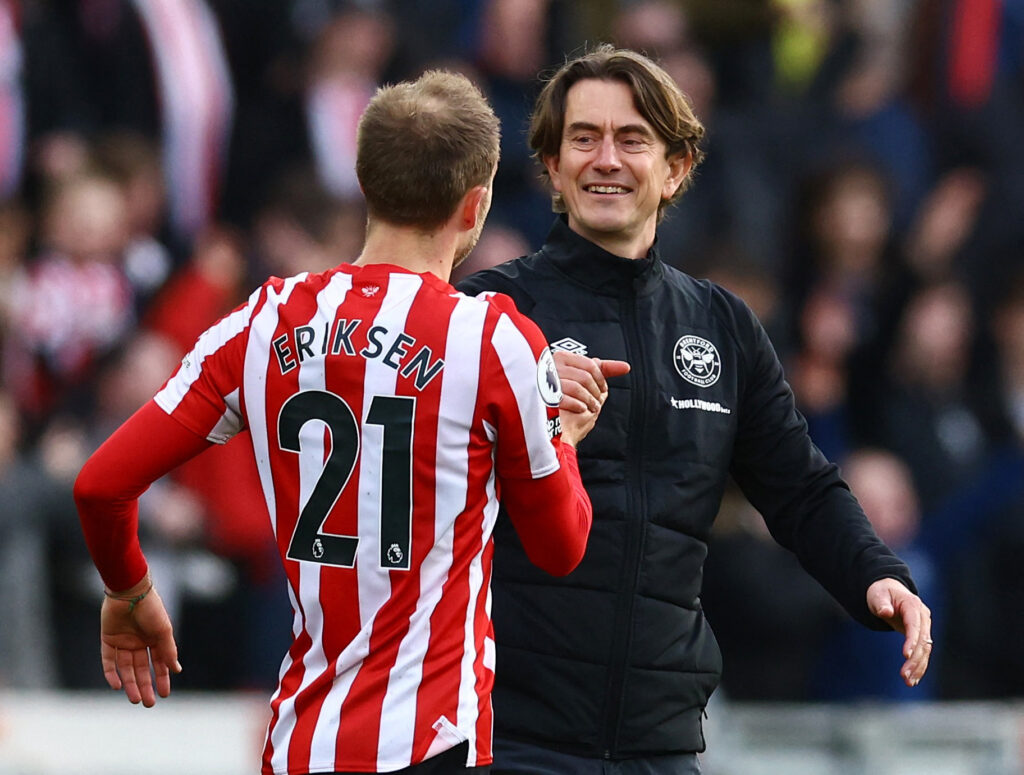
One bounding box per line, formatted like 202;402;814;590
317;740;489;774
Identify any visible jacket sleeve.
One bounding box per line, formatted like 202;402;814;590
724;291;916;629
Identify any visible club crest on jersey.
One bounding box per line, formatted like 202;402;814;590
550;337;588;356
673;335;721;388
361;285;380;297
537;347;562;407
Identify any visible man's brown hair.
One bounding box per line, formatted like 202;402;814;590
356;70;500;230
530;45;706;214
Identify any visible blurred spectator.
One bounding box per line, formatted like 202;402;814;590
805;0;931;230
249;164;366;281
93;130;177;309
908;0;1024;302
0;390;63;688
787;286;858;462
855;280;1000;512
932;273;1024;698
810;448;940;701
473;0;570;246
787;159;905;329
3;171;135;427
304;6;394;200
685;0;779;110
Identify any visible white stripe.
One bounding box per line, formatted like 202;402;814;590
239;275;324;775
492;313;560;478
447;298;492;767
266;274;348;773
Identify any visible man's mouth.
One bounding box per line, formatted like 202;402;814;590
584;184;630;194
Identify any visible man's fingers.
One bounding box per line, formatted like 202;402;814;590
559;378;602;412
132;647;157;708
153;657;172;699
596;358;630;378
903;609;933;686
101;642;122;691
152;634;182;698
116;647;142;704
554;352;606;395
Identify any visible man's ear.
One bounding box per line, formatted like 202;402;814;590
460;184;489;231
543;154;563;193
662;150;693;201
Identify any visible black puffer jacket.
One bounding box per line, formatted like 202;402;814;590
457;217;915;759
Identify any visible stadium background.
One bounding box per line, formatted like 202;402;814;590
1;0;1023;772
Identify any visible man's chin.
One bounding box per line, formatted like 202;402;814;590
576;214;631;235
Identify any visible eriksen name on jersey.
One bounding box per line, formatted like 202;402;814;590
271;318;445;390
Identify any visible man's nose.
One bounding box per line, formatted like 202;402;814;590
594;137;621;171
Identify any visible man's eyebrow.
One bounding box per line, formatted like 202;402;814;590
615;124;656;138
565;121;601;134
565;121;656;138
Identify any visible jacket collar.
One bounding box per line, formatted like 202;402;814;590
540;215;664;297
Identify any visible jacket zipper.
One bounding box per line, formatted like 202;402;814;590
601;291;649;758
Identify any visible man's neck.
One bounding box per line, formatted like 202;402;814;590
354;222;456;281
566;216;655;260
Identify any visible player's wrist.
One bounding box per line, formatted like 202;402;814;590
104;573;155;612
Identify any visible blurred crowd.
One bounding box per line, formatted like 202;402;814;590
1;0;1023;704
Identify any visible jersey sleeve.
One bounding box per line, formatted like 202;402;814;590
481;295;563;481
73;401;214;591
152;286;261;443
479;295;592;575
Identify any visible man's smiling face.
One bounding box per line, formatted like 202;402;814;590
544;78;689;258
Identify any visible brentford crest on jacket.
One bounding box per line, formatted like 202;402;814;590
154;263;562;773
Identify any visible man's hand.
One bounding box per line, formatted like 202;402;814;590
866;577;933;687
100;576;182;707
555;351;630;447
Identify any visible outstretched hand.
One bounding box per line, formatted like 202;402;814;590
554;351;630;447
100;578;182;707
866;577;933;687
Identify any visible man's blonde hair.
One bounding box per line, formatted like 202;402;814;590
357;70;500;230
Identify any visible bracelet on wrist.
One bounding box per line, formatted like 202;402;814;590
104;580;154;612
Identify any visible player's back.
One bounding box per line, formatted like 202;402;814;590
242;262;544;773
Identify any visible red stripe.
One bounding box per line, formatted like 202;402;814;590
949;0;1002;108
473;537;495;764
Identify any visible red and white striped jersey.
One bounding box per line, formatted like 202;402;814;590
153;263;565;774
